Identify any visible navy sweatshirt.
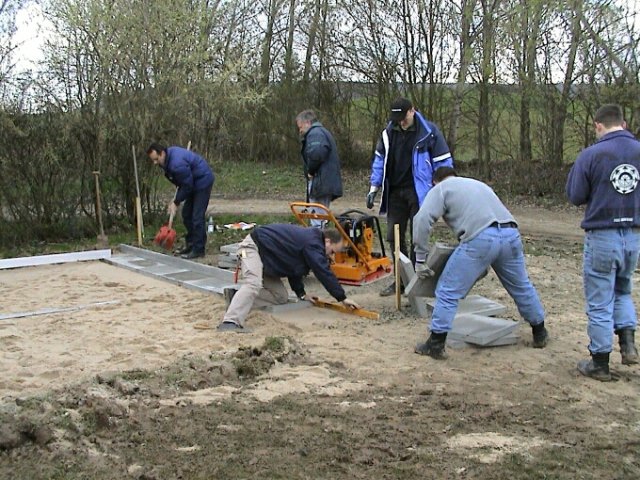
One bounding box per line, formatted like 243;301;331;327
566;130;640;230
251;224;346;301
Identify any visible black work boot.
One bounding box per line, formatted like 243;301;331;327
531;322;549;348
175;243;192;255
415;332;448;360
577;352;612;382
616;329;639;365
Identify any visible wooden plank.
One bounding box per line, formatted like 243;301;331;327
0;249;111;270
310;298;379;320
0;300;120;321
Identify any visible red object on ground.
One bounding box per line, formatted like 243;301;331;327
153;213;176;250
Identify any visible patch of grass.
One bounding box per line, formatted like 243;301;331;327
211;160;303;198
118;369;154;381
263;336;286;353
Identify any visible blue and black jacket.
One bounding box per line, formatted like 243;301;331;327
370;111;453;215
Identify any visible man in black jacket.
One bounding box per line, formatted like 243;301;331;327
296;110;343;227
218;224;360;332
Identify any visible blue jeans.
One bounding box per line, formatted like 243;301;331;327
182;184;213;254
309;194;332;228
583;228;640;354
430;225;545;333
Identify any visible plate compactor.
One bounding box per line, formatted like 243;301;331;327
290;202;392;286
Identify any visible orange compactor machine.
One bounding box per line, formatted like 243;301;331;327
290;202;392;286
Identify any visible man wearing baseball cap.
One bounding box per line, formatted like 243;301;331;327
366;97;453;296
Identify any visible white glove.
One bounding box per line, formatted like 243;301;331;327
415;262;435;278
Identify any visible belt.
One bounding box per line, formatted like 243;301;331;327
490;221;518;229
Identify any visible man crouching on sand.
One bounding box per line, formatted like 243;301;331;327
217;224;360;332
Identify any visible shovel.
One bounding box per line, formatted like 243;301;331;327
93;171;109;248
154;211;177;250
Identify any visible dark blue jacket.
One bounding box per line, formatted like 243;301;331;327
370;111;453;215
251;224;346;301
566;130;640;229
163;146;215;205
301;122;343;200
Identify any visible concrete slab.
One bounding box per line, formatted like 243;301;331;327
118;245;233;282
446;331;520;349
128;259;158;268
145;264;189;276
425;295;507;317
106;257;147;270
107;245;236;296
218;257;238;269
164;271;210;282
220;243;241;254
482;331;520;347
406;243;455;298
187;277;235;294
447;313;519;346
406;274;431;298
410;295;431;318
398;252;414;287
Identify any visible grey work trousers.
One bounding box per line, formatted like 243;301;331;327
222;235;289;327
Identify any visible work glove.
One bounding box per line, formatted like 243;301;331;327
415;262;435;278
366;188;378;209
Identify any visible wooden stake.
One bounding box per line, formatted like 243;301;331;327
132;145;144;246
394;224;401;310
93;171;109;248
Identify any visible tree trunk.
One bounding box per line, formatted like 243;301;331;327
448;0;477;156
303;0;321;85
550;0;581;166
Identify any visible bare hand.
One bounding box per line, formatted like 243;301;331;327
342;298;360;310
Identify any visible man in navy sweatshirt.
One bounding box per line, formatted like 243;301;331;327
147;143;214;259
218;224;360;332
566;104;640;381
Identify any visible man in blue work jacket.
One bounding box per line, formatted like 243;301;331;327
366;97;453;296
147;143;215;259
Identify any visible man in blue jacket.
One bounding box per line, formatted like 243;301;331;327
366;97;453;296
296;110;343;227
218;224;360;332
147;143;215;259
566;104;640;381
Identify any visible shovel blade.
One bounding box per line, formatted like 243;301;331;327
154;225;176;250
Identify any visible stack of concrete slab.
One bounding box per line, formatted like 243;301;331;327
218;242;240;269
398;246;520;348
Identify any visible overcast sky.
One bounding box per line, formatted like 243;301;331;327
10;0;640;74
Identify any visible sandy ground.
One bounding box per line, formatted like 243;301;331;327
1;198;639;478
1;197;587;400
